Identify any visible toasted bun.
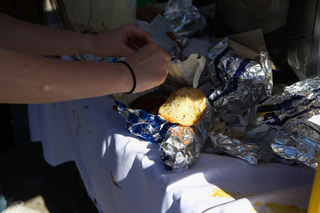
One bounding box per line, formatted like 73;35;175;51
158;87;206;126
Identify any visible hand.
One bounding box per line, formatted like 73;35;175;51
91;23;154;57
123;43;171;93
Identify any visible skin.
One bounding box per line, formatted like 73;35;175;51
0;12;171;104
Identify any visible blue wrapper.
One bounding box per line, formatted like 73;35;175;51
256;78;320;126
115;99;175;143
113;53;208;144
114;53;215;172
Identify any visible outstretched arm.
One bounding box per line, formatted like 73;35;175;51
0;43;171;104
0;12;153;57
0;12;171;104
0;12;93;56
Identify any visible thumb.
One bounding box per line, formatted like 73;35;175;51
121;46;137;58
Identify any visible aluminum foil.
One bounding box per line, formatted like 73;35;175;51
207;108;277;165
115;93;215;171
115;99;174;143
283;114;320;143
256;76;320;126
207;75;320;168
146;15;190;61
205;38;276;165
256;75;320;169
114;53;214;172
208;132;265;164
160;125;196;172
271;129;319;169
207;37;273;115
163;0;206;38
160;100;215;172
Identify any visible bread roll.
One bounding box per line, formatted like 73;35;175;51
158;87;206;126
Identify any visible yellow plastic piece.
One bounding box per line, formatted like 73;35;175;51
308;152;320;213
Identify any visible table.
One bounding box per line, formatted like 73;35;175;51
28;38;316;213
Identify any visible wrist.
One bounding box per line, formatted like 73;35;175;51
110;62;135;94
118;61;136;94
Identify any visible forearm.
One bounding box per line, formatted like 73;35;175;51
0;48;132;103
0;12;96;56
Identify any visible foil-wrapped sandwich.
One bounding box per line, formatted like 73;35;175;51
205;37;276;165
113;16;193;143
114;86;214;172
256;75;320;169
158;87;214;172
206;37;273;115
114;52;214;172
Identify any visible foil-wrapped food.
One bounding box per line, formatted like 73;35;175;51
114;91;173;143
160;125;198;171
205;37;320;169
146;15;190;61
158;87;215;172
115;87;215;172
114;53;215;172
207;73;320;169
205;37;277;165
207;108;276;165
256;75;320;169
114;27;320;171
207;37;273;116
163;0;206;37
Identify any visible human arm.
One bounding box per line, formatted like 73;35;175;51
0;11;172;104
0;43;171;104
0;12;153;57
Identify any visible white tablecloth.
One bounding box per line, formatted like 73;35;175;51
27;38;316;213
28;93;316;213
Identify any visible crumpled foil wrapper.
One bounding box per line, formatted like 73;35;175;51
114;98;174;143
208;132;265;165
207;108;277;165
163;0;206;38
204;37;275;165
114;52;206;143
271;129;319;169
207;37;273;115
115;93;215;172
256;75;320;169
207;75;320;168
256;76;320;126
114;53;213;173
146;15;190;60
159;100;215;172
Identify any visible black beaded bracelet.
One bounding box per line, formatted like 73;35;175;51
118;61;136;94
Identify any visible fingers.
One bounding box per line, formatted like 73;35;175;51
133;37;153;49
157;46;171;76
131;26;154;45
124;43;171;93
124;23;154;48
144;44;170;80
161;47;172;64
